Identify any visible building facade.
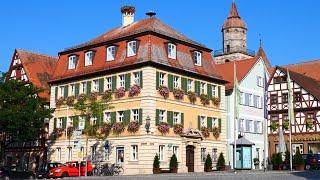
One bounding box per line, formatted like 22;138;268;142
47;6;227;175
268;65;320;156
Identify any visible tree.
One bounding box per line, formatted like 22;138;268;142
204;154;213;172
0;72;6;83
0;80;53;162
217;152;226;170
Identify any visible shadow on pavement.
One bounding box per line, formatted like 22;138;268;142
290;171;320;180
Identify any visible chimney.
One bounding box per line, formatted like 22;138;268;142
121;6;135;27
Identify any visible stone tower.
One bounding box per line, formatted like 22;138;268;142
214;1;255;64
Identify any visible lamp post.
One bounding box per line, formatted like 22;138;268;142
145;116;151;134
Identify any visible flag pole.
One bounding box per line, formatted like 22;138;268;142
287;69;293;171
233;62;238;172
263;71;268;172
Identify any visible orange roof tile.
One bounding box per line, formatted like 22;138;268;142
222;2;247;30
284;59;320;81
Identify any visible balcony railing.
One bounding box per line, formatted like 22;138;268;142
214;47;255;57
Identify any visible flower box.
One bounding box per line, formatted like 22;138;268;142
56;97;65;107
115;87;126;98
158;86;170;99
66;96;75;106
187;91;197;104
112;122;125;134
173;88;184;100
173;124;184;135
201;126;210;138
200;94;210;106
157;122;170;134
128;85;141;97
127;121;140;133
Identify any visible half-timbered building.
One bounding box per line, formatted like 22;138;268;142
268;63;320;156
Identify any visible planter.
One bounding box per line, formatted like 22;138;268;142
205;166;212;172
170;167;178;173
153;168;161;174
218;166;226;171
254;164;259;170
294;164;305;171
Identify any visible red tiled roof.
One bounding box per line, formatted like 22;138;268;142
222;2;247;30
284;59;320;81
215;57;259;91
51;18;226;83
10;49;58;101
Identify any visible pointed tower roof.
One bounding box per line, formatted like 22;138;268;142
222;1;247;30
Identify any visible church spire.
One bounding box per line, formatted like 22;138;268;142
223;1;246;30
228;1;240;18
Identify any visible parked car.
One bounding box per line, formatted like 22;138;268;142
36;162;63;179
48;161;93;178
0;166;35;179
305;154;320;170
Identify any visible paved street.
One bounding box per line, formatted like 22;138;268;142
65;171;320;180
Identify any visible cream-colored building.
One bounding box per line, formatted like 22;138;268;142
48;6;227;175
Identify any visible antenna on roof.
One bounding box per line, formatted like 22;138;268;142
259;33;263;47
146;11;156;18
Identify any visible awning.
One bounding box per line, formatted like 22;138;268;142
230;136;255;146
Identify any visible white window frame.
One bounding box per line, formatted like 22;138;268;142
212;117;218;128
159;110;166;123
127;41;137;57
194;51;202;66
67;147;72;161
70;84;75;96
118;111;124;122
68;55;77;69
133;72;140;85
91;146;97;161
106;77;112;90
93;80;99;92
200;82;206;94
173;146;179;159
57;148;61;161
200;116;206;127
85;51;93;66
201;148;206;162
79;116;85;130
173;76;180;89
240;92;245;105
249;94;254;106
81;82;87;94
107;46;116;61
59;86;65;98
131;145;138;161
104;112;111;123
58;118;63;128
173;112;180;125
212;85;216;97
116;147;125;164
159;145;165;161
159;72;165;86
257;76;263;87
248;120;254;133
132;109;139;121
119;75;125;88
187;79;193;92
168;43;176;59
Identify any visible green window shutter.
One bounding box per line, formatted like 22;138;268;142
125;73;131;91
62;117;67;130
110;112;116;125
156;109;160;125
55;87;58;100
87;81;92;95
168;74;173;91
53;118;57;129
207;117;213;131
167;111;173;126
181;77;187;93
75;83;80;97
64;85;68;98
218;118;222;133
124;110;131;125
207;84;212;98
218;86;221;99
195;81;200;95
99;78;104;93
139;71;143;88
73;116;79;129
181;113;184;127
139;109;143;125
156;72;160;89
198;116;201;130
112;76;117;91
85;116;90;129
98;113;103;126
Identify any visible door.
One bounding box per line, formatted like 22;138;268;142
186;145;195;172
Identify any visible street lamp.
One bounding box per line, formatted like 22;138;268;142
145;116;151;134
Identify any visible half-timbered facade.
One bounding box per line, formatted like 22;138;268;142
268;65;320;156
48;6;227;175
4;49;57;171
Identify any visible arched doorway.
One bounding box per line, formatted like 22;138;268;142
186;145;195;172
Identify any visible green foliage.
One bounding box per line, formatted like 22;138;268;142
217;152;226;167
169;154;178;169
0;80;53;142
204;154;213;171
271;153;283;166
285;150;290;163
153;154;160;168
270;121;278;132
0;72;6;83
293;151;305;165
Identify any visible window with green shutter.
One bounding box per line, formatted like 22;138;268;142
110;112;116;125
53;118;57;129
125;73;131;91
167;111;173;126
123;110;130;125
156;72;160;89
207;84;212;98
86;81;92;95
112;76;117;91
73;116;79;129
75;83;80;97
55;87;58;100
181;77;187;93
64;85;68;98
218;118;222;133
218;86;221;99
62;117;67;130
156;109;160;125
168;74;173;91
197;116;201;130
99;78;104;93
139;71;143;88
85;116;90;129
139;109;143;125
181;113;184;127
207;117;212;131
195;81;200;95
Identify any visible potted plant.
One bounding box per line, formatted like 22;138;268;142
173;88;184;100
306;119;314;130
158;86;170;99
56;97;65;107
100;123;111;136
283;120;289;130
112;122;125;134
153;154;161;174
293;151;305;170
102;90;112;101
77;93;87;102
169;154;178;173
217;152;226;171
200;126;210;138
211;97;221;106
187;91;197;104
212;127;220;139
270;121;278;132
115;87;125;98
200;94;210;106
66;96;75;106
204;154;213;172
173;124;184;135
253;158;260;169
157;122;170;134
127;121;140;133
271;153;283;170
128;84;141;97
89;91;98;101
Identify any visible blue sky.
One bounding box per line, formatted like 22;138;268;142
1;0;320;72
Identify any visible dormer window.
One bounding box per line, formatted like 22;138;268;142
168;43;176;59
194;51;202;66
85;51;94;66
68;55;77;69
107;46;116;61
127;41;137;57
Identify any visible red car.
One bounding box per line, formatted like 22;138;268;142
49;161;93;178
